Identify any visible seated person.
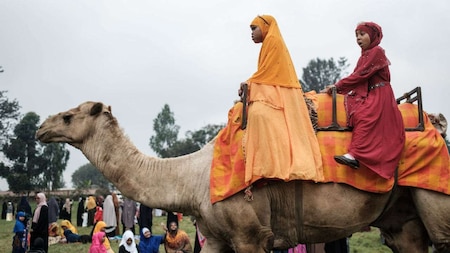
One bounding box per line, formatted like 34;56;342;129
139;227;165;253
48;222;63;245
118;230;138;253
164;221;192;253
61;219;91;244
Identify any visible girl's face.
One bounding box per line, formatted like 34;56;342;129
251;25;263;43
126;238;132;245
144;230;151;238
19;216;25;221
169;222;178;231
355;30;371;50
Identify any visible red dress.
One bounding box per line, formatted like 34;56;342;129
335;46;405;179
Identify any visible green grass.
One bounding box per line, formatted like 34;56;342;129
0;204;431;253
1;212;195;253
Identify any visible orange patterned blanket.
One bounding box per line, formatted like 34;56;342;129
210;94;450;203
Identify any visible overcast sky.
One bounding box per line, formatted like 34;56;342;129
1;0;449;190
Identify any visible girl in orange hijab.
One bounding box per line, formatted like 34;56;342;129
92;221;114;253
240;15;323;184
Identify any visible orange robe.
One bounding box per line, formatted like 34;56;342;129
213;15;323;188
244;15;323;183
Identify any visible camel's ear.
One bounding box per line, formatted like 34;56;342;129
90;103;103;116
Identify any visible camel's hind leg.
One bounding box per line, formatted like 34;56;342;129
373;187;429;252
380;218;429;253
412;188;450;253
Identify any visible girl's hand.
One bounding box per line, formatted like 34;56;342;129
320;85;335;94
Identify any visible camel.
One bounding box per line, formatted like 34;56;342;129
36;101;450;253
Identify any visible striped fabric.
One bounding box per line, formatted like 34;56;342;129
209;94;450;203
397;103;450;193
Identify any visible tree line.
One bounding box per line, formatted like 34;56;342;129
8;56;432;194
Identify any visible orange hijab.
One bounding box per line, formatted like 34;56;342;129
93;221;111;250
61;219;78;234
247;15;301;88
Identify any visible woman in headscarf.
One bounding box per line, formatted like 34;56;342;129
90;231;107;253
322;22;405;179
17;196;32;217
118;230;139;253
86;196;97;226
3;201;8;219
61;219;83;243
47;197;59;225
77;196;86;227
139;227;165;253
61;219;78;234
48;222;63;245
121;198;136;235
138;203;153;234
60;198;72;222
111;193;121;235
213;15;323;189
30;192;48;253
102;195;117;237
92;220;115;253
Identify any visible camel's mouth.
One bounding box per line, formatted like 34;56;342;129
36;127;74;144
35;128;51;143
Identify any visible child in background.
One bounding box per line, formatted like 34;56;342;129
92;221;115;253
118;230;139;253
90;232;107;253
12;211;27;253
139;227;165;253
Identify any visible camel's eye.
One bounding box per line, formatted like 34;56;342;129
63;114;72;124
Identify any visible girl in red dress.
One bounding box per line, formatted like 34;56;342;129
322;22;405;179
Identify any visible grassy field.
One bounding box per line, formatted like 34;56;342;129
0;202;431;253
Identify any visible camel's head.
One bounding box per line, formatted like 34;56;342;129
36;101;114;148
428;112;448;138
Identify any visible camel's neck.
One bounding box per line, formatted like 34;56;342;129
79;123;210;214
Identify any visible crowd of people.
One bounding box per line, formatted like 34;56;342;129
4;192;194;253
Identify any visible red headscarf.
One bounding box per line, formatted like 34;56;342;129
356;22;383;50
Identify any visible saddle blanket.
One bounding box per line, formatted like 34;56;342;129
210;94;450;203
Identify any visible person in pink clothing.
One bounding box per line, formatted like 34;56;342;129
90;231;107;253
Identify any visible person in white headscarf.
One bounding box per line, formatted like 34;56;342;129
102;195;117;237
119;230;138;253
30;192;49;252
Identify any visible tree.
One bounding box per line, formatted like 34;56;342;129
0;112;70;192
169;124;224;156
0;112;41;193
300;57;349;92
72;163;111;190
149;104;180;158
149;104;225;158
38;143;70;190
0;90;21;146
